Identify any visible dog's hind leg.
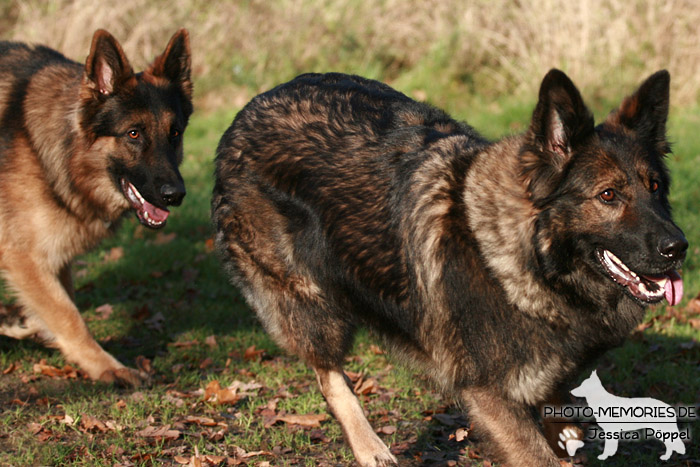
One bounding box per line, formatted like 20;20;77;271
0;304;52;341
315;368;398;467
1;253;143;386
58;262;75;301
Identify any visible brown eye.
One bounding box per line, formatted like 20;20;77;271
128;129;140;139
650;180;659;193
170;128;180;138
599;189;615;203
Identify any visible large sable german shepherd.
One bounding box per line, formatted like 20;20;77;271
0;30;193;386
212;70;687;465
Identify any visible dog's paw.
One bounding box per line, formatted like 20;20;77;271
98;367;149;387
371;452;399;467
557;428;584;456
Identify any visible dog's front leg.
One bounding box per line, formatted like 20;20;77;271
1;253;144;386
462;388;561;467
314;367;398;467
539;389;584;458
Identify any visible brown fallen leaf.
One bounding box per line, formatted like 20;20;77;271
28;422;53;442
204;238;215;252
454;427;470;442
309;429;331;443
207;428;227;442
135;424;180;441
273;413;327;428
33;359;80;379
243;345;265;361
354;377;379;395
230;446;274;460
377;425;397;435
154;232;177;245
28;422;44;435
203;380;242;405
80;414;109;433
687;294;700;314
205;335;218;349
60;414;75;426
170;340;199;348
344;370;363;383
3;362;17;375
135;355;153;375
182;415;218;426
104;246;124;262
199;357;214;370
634;320;653;333
94;303;114;320
203;455;227;465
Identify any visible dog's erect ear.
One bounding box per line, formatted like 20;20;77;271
521;69;594;201
147;29;193;100
605;70;670;154
84;30;133;96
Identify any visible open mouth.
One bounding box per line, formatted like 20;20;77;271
596;249;683;306
120;178;169;229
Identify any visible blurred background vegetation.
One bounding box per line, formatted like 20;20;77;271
4;0;700;116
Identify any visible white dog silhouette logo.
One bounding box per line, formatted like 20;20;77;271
571;370;686;461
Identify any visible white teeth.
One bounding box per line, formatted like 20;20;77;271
603;250;636;278
141;210;163;226
128;183;146;204
604;250;632;274
600;249;668;301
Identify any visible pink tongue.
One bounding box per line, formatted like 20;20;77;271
143;200;169;223
665;270;683;306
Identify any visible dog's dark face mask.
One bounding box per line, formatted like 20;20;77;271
79;29;193;229
520;69;687;308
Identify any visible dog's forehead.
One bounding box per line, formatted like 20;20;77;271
129;74;184;113
586;130;665;184
113;83;181;128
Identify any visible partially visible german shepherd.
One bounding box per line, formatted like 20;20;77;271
0;30;193;386
212;70;687;465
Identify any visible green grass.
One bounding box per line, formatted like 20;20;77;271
0;100;698;466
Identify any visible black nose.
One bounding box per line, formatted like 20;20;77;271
160;183;186;206
658;234;688;261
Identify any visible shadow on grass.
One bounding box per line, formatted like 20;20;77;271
0;199;697;466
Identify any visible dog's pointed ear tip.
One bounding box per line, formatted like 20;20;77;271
537;69;581;100
544;68;567;79
171;28;191;45
652;69;671;88
90;29;117;45
541;69;572;86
